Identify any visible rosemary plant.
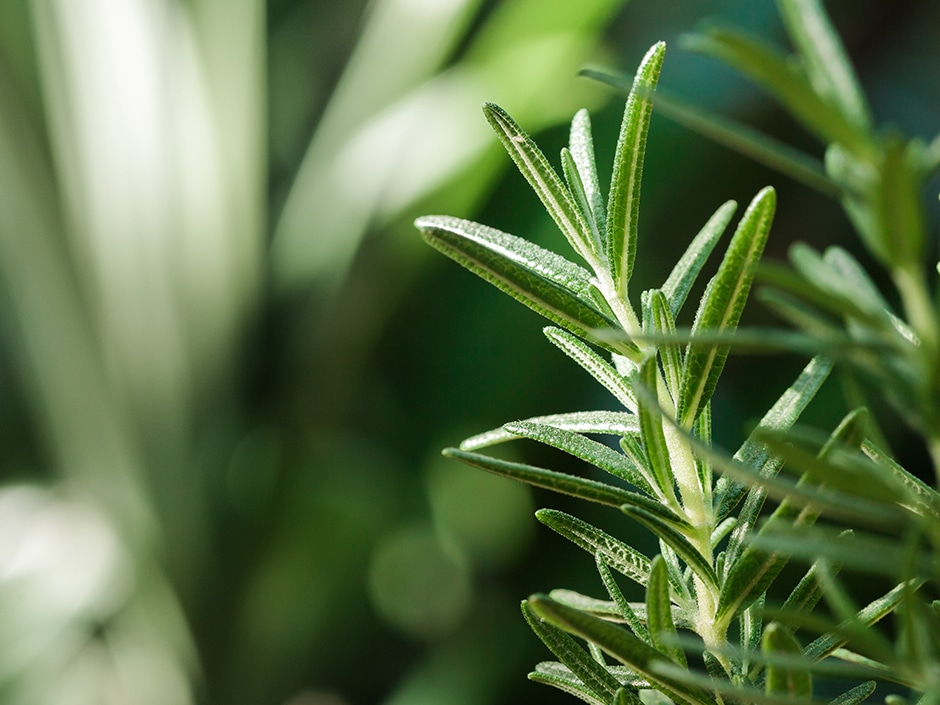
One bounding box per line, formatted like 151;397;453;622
416;2;940;704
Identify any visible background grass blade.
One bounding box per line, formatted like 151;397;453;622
776;0;872;133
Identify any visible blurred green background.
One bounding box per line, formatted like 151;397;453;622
0;1;936;703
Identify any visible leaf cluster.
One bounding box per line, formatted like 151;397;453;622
416;2;940;704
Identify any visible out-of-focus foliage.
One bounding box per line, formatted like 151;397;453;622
0;0;936;704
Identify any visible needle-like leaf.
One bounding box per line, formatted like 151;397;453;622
763;623;813;698
662;200;738;318
416;216;619;347
647;556;687;667
562;147;603;257
545;327;639;409
597;555;653;641
443;448;639;508
569;109;607;249
528;594;714;705
536;509;653;589
646;290;683;402
776;0;872;133
523;601;624;701
681;27;871;155
607;41;666;298
528;663;607;705
483;103;596;263
634;355;678;501
459;411;640;450
678;187;776;427
827;681;877;705
503;420;654;495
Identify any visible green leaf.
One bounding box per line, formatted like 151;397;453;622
416;216;619;347
814;560;896;663
827;681;877;705
569;109;607;247
763;623;812;698
874;130;926;268
776;0;872;133
536;508;652;588
503;419;655;495
562;148;603;257
443;448;639;507
780;560;825;623
647;556;686;667
786;243;902;334
482;103;595;263
527;594;714;705
459;410;640;450
662;200;737;318
607;41;666;298
522;601;623;701
545;327;638;409
646;291;683;402
693;402;713;507
714;355;833;521
681;27;870;154
597;555;653;641
717;409;868;623
861;439;940;519
621;505;719;592
678;187;776;427
529;662;607;705
740;593;765;679
549;589;633;623
634;355;679;502
613;686;644;705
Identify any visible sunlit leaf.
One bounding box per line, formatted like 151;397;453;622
483;103;596;263
416;216;620;347
569;110;606;248
678;187;776;427
443;448;639;507
529;662;607;705
607;41;666;298
545;327;639;409
536;508;652;588
459;410;641;450
503;420;654;495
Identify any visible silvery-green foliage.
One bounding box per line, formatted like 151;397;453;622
417;3;940;704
